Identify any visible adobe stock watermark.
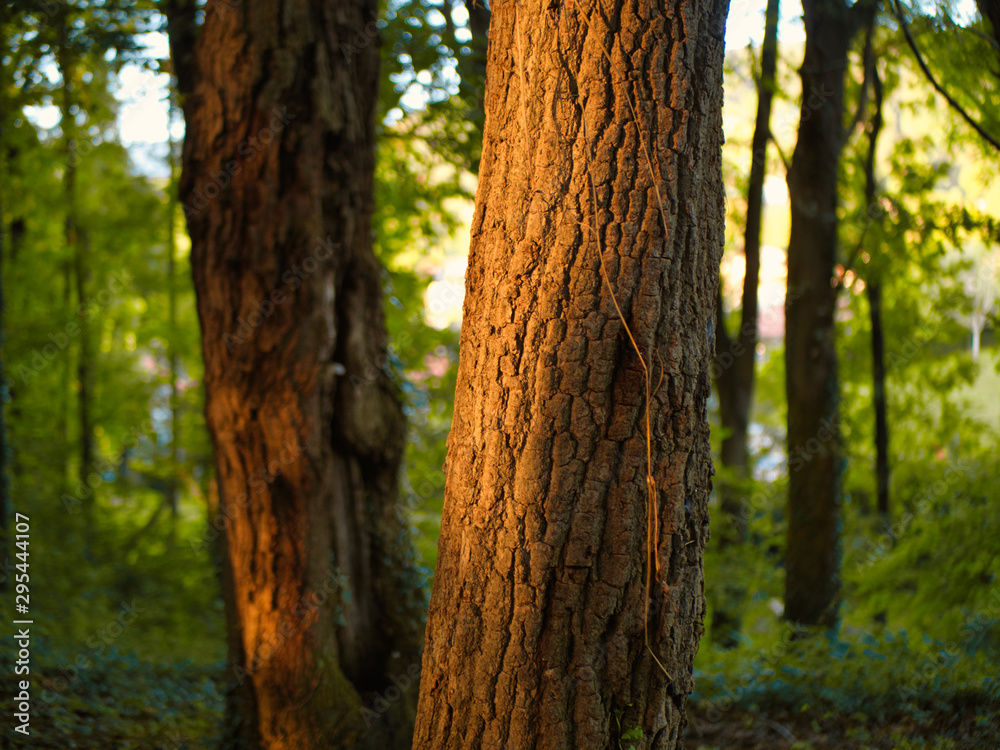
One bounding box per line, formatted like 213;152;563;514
715;408;843;538
60;118;118;170
360;661;422;727
340;15;384;58
712;290;801;380
787;416;838;473
896;586;1000;701
34;600;144;706
223;236;340;352
851;455;978;572
401;469;446;512
769;82;836;145
211;0;244;16
15;270;131;384
699;623;807;725
182;106;297;219
191;434;304;552
61;418;155;514
233;571;347;686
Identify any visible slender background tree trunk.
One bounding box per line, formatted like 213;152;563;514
711;0;779;648
167;94;181;547
57;26;94;555
864;65;889;521
172;0;426;747
869;280;889;518
413;0;729;747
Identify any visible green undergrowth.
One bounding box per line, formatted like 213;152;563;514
691;628;999;718
2;643;225;749
688;627;1000;749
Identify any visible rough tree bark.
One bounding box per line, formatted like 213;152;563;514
783;0;874;628
711;0;779;648
413;0;729;747
172;0;426;747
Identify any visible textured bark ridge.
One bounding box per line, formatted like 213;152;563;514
178;0;425;747
413;0;728;747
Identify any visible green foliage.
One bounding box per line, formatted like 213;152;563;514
694;621;998;715
372;0;481;575
703;18;1000;747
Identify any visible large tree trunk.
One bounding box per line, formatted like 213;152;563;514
413;0;729;747
711;0;779;649
174;0;426;747
783;0;872;628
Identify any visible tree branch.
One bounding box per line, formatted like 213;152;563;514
893;0;1000;152
845;20;876;141
768;129;791;172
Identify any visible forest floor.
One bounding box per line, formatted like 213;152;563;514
9;647;999;748
685;697;1000;750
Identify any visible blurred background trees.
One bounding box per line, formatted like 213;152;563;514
0;0;998;746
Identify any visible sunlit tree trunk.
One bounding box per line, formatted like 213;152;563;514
783;0;874;628
172;0;426;747
413;0;729;746
711;0;779;649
